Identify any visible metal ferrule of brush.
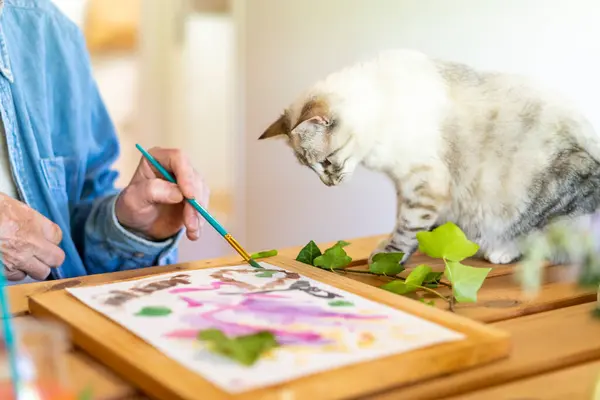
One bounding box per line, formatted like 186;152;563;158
224;233;251;261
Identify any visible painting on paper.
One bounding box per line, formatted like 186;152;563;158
67;264;465;393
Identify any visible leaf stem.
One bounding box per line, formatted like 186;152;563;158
340;268;396;278
449;295;456;312
415;285;449;302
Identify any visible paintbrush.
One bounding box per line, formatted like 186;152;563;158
0;261;22;399
135;144;263;269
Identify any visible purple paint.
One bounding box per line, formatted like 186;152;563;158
163;296;387;347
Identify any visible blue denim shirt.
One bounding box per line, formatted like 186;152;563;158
0;0;181;280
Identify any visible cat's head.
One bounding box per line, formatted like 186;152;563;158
258;93;363;187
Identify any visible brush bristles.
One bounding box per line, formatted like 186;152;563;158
248;259;263;269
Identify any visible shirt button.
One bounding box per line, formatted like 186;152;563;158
133;252;145;258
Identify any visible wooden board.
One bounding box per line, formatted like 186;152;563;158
29;256;510;400
371;303;600;399
336;261;593;323
446;359;600;399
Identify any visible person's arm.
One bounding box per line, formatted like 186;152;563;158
69;36;182;275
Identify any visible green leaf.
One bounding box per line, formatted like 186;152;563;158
255;271;278;278
335;240;351;247
423;271;443;284
135;306;172;317
250;249;278;259
295;240;322;265
380;280;419;295
405;264;432;286
369;252;405;275
419;298;435;307
444;261;491;303
328;300;354;307
313;243;352;270
197;329;279;366
416;222;479;261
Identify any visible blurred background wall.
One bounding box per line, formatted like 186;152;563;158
50;0;600;261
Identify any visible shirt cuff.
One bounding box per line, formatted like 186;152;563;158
104;195;183;264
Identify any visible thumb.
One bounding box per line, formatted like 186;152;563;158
136;179;184;206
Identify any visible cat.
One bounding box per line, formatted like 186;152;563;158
257;48;600;266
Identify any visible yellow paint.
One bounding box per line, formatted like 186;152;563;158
358;332;376;348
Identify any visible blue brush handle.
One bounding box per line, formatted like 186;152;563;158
135;144;227;237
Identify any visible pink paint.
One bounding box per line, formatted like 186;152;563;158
180;296;203;308
169;281;236;293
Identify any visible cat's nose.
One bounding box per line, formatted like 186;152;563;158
320;175;334;186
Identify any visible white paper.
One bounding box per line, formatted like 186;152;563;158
67;263;465;393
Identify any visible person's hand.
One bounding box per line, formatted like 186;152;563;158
0;193;65;281
115;147;210;241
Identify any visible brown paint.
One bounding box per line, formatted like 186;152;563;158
209;268;300;290
50;279;82;290
97;274;192;306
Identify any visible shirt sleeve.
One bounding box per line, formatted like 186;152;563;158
66;26;182;275
82;193;182;275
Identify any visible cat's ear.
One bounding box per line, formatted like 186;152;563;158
291;99;333;134
258;114;290;140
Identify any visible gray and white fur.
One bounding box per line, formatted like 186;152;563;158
258;49;600;265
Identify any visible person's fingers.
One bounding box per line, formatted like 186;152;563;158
134;179;184;207
20;257;52;281
35;213;63;245
4;268;26;282
146;148;196;200
31;238;65;268
183;202;200;240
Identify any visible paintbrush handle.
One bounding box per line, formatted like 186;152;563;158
134;144;252;262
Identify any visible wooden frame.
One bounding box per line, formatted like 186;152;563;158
29;256;511;400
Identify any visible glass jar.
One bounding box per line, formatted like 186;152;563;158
0;318;77;400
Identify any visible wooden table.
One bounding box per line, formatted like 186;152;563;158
8;235;600;399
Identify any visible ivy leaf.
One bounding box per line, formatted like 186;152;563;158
405;264;432;286
416;222;479;261
296;240;322;265
382;265;432;295
369;253;405;275
423;271;443;284
444;261;491;303
313;243;352;270
197;329;279;366
380;280;419;295
250;249;278;260
255;271;278;278
135;306;172;317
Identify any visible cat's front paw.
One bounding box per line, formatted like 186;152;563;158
368;238;412;265
484;244;521;265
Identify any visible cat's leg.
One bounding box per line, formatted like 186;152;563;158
370;166;450;264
